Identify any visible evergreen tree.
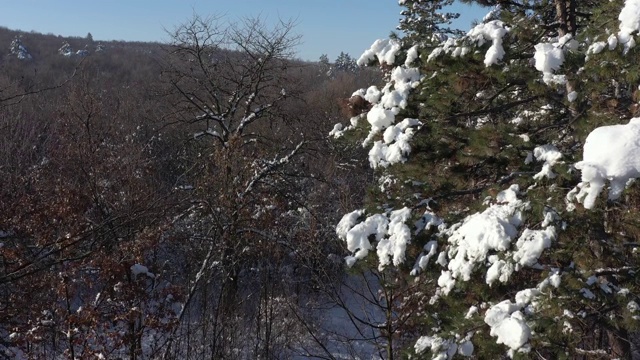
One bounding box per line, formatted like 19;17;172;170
58;41;73;56
334;51;358;73
397;0;463;46
318;53;332;77
9;35;32;60
335;0;640;358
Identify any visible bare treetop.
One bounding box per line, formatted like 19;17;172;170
164;14;301;146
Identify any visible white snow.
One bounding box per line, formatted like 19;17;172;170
484;301;531;351
465;306;479;319
534;43;564;74
376;207;413;270
130;264;155;278
571;118;640;209
587;41;607;57
430;185;555;293
338;212;386;266
426;20;507;66
338;208;416;270
486;258;514;285
619;0;640;54
336;210;364;239
513;227;555;267
549;273;562;288
466;20;509;66
532;144;563;180
364;86;382;104
357;38;401;66
369;118;422;168
366;106;396;132
414;334;471;359
411;240;438;276
405;45;419;66
329;123;344;138
437;270;456;295
415;209;444;234
443;185;523;290
533;35;577;84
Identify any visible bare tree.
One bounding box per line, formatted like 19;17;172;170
159;15;324;359
162;14;301;145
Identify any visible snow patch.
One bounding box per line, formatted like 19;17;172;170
130;264;155;279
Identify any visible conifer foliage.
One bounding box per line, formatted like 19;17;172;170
397;0;464;44
334;51;358;73
335;0;640;358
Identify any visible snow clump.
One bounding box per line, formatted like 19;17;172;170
533;34;577;85
569;118;640;209
436;184;556;294
405;45;419;66
484;300;531;352
484;273;561;355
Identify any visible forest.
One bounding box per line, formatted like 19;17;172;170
4;0;640;359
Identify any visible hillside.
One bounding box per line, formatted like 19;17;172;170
5;1;640;359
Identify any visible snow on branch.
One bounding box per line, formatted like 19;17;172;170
337;207;414;270
357;38;401;66
332;44;423;167
193;128;224;142
235;92;285;136
240;140;305;198
532;34;577;85
427;20;509;67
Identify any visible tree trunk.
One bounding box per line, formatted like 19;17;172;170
607;328;631;360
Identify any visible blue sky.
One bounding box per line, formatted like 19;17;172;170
0;1;486;61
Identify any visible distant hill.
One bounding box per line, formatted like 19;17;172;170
0;26;164;62
0;26;168;91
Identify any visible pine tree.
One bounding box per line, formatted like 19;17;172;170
335;0;640;358
397;0;463;46
334;51;358;73
10;35;32;60
318;53;332;77
58;41;73;56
